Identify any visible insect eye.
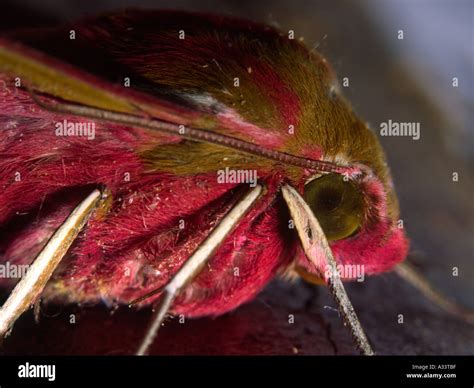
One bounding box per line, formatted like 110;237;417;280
304;174;365;241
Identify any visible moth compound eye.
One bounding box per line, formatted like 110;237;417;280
304;174;365;241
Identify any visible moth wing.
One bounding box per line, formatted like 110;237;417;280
0;37;206;126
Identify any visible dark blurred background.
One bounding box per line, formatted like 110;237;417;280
1;0;473;355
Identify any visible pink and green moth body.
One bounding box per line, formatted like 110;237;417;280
0;10;408;319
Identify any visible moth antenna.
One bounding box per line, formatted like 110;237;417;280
28;91;353;175
394;261;474;325
281;184;374;356
0;188;104;338
135;185;262;355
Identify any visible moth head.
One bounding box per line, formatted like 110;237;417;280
294;167;409;283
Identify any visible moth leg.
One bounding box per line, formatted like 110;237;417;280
394;261;474;324
281;185;374;356
135;185;262;356
0;188;104;338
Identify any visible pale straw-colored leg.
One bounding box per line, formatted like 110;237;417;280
281;185;374;356
394;261;474;324
0;189;103;337
135;185;262;355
